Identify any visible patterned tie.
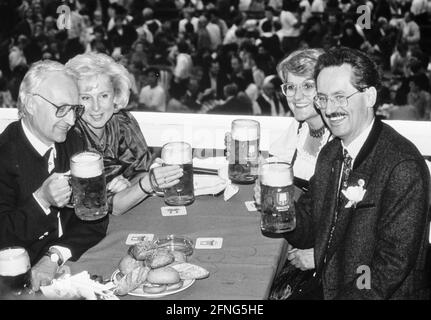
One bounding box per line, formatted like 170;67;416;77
324;149;353;264
339;149;353;194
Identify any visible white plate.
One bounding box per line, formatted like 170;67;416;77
111;269;195;298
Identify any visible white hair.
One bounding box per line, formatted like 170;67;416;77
65;52;133;110
18;59;78;118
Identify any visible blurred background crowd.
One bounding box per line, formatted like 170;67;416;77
0;0;431;120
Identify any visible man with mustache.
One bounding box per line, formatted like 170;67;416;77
0;60;108;292
283;47;430;299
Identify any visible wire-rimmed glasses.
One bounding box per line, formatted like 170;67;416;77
280;79;316;98
313;89;367;110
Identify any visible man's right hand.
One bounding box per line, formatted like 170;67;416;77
31;255;58;292
35;173;72;208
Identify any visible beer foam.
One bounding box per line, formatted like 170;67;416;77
261;163;293;187
162;142;192;164
71;152;103;178
231;120;260;141
0;248;30;276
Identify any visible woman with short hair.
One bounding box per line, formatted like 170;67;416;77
66;52;182;216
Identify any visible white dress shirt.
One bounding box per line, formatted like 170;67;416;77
21;120;71;263
341;119;375;166
338;119;375;192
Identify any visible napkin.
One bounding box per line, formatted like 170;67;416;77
40;271;118;300
192;157;239;201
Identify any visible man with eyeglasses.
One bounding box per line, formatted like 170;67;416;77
0;60;108;293
283;47;430;299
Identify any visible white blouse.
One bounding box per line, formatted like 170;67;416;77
268;120;332;181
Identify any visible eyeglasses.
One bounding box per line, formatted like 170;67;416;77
280;79;316;98
32;93;85;119
313;89;366;110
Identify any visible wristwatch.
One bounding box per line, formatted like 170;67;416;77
44;248;64;266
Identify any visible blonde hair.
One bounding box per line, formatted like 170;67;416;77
277;48;324;82
65;52;133;110
18;60;78;118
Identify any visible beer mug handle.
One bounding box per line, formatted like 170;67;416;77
64;173;75;208
149;166;164;195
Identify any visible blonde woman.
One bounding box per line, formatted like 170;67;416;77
66;53;182;216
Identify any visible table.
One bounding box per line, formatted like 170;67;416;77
68;184;288;300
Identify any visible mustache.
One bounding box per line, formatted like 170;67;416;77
325;112;347;118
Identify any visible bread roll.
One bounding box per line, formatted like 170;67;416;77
114;266;150;296
142;282;167;294
147;266;180;284
128;241;158;260
146;249;175;268
166;280;184;291
171;263;210;280
118;254;144;275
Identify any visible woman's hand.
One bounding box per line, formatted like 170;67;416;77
107;175;131;194
149;165;183;191
287;248;315;271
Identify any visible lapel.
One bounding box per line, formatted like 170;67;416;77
314;141;343;270
320;119;383;265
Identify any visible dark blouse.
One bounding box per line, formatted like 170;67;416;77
74;110;153;183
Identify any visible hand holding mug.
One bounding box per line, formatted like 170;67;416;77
30;255;58;292
35;172;72;208
149;164;184;192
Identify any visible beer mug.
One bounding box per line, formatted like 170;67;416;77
260;162;296;233
161;142;194;206
70;151;108;221
0;247;31;296
228;119;260;184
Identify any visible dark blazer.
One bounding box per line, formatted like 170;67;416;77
285;119;430;299
0;121;109;265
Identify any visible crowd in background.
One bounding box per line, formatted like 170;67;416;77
0;0;431;120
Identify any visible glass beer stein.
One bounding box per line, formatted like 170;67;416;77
161;141;195;206
260;162;296;233
228;119;260;184
0;247;31;296
70;151;108;221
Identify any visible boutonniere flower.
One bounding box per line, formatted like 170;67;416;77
341;179;366;208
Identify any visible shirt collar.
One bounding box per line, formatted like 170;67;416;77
21;119;56;158
341;118;375;164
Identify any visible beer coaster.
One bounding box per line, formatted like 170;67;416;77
126;233;154;245
244;201;258;212
161;206;187;217
195;237;223;249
